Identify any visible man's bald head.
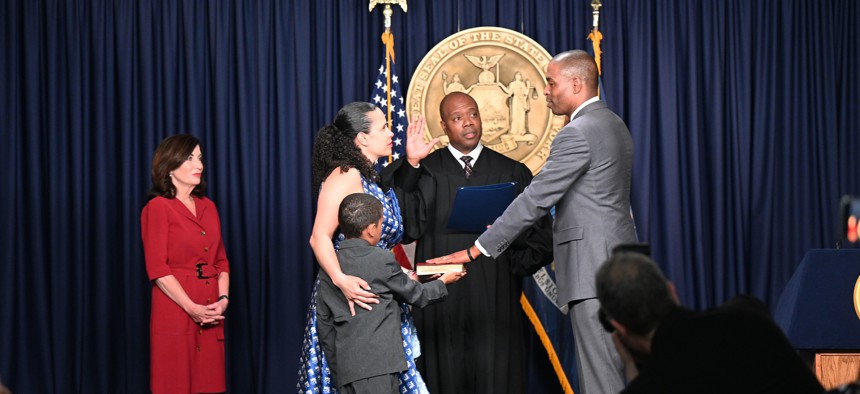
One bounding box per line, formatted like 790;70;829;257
439;91;478;119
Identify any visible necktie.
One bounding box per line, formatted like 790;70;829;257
461;155;473;180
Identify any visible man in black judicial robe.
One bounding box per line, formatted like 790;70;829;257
384;92;553;394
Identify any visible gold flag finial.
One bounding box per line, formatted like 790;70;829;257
369;0;408;60
369;0;407;36
367;0;407;12
587;0;604;76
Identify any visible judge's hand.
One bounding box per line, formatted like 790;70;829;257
405;115;440;167
334;274;379;316
426;247;474;265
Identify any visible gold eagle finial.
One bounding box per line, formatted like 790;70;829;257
369;0;407;13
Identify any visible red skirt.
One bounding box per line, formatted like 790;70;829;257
150;274;225;394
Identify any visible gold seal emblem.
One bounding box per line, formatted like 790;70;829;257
854;275;860;321
406;26;566;174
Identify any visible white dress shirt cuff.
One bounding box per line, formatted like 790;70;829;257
475;241;490;257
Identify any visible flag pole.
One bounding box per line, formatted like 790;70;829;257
587;0;603;97
369;0;407;164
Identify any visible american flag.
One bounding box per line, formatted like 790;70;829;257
369;60;417;270
370;61;408;170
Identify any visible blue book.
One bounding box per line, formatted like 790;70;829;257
446;182;517;233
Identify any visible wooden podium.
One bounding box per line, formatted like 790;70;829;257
814;353;860;389
774;249;860;390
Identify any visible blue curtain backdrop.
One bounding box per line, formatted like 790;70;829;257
1;0;858;392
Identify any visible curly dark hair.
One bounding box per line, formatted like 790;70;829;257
146;134;206;201
311;102;380;197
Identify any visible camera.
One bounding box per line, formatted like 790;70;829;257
840;195;860;243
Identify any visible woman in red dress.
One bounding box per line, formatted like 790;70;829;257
141;134;230;394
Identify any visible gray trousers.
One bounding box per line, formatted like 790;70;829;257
570;298;625;394
342;373;400;394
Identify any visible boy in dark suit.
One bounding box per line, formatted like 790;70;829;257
316;193;465;394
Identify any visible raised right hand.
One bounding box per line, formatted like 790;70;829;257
334;274;379;316
405;115;440;167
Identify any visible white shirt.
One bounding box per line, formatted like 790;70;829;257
409;143;485;169
571;96;600;120
448;143;484;169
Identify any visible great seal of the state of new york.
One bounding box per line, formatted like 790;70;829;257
406;26;567;175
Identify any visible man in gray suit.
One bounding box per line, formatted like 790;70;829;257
430;50;637;393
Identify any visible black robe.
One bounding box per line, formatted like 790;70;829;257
384;148;553;394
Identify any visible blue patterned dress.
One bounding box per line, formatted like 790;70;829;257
298;176;429;394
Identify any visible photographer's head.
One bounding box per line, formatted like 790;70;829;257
596;252;678;338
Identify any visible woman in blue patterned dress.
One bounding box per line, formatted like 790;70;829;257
298;102;435;393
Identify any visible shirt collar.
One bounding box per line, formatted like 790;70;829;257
447;143;484;168
570;96;601;119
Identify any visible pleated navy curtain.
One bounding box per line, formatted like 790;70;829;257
605;0;860;308
1;0;858;392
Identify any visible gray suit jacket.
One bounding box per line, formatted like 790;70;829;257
316;238;448;388
478;100;637;305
